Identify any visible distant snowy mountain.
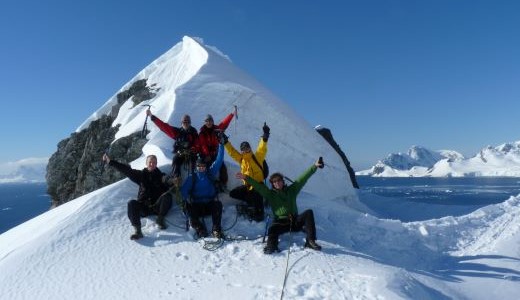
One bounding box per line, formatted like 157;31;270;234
0;157;48;183
358;142;520;177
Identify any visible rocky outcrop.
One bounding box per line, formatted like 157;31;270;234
316;127;359;189
46;80;154;207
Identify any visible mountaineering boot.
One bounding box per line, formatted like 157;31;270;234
212;229;224;239
263;238;279;254
156;215;167;230
263;243;279;255
130;226;144;240
304;239;322;251
194;226;208;239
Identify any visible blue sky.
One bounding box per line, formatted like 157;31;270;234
1;0;519;170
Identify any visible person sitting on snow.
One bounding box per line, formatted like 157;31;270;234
103;153;173;240
180;134;226;239
236;157;324;254
224;122;269;222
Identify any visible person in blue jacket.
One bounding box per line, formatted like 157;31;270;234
181;133;226;238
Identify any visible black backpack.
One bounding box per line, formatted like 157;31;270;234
251;154;269;180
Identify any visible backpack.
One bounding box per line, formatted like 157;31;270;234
251;154;269;180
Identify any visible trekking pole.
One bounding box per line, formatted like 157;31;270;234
141;104;152;138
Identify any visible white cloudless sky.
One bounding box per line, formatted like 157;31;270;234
1;0;519;170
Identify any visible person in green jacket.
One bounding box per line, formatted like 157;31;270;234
236;157;324;254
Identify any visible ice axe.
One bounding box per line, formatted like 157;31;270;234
233;105;238;134
141;104;152;138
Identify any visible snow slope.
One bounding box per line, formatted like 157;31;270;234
1;37;519;299
1;179;519;299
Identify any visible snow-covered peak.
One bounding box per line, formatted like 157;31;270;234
76;36;355;199
377;145;449;172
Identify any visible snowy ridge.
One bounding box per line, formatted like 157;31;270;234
77;36;355;200
358;142;520;177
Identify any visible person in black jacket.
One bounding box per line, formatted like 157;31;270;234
103;153;173;240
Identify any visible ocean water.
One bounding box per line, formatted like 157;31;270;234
2;178;520;233
0;183;50;234
357;176;520;221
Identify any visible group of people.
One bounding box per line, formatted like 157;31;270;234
103;108;324;254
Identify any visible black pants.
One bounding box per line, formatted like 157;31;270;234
172;152;196;178
127;193;173;227
185;200;223;232
266;209;317;246
229;184;263;213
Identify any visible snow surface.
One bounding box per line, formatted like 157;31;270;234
1;36;519;299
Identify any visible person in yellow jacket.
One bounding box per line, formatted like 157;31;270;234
224;123;270;222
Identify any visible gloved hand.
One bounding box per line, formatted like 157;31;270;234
316;156;324;169
218;131;228;144
262;122;270;141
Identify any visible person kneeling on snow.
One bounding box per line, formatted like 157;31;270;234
236;157;324;254
180;135;226;239
103;154;173;240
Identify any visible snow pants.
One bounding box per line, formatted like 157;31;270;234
266;209;317;247
229;184;264;215
185;200;223;232
127;193;173;227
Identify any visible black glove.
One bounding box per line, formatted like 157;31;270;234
262;122;270;141
218;131;228;144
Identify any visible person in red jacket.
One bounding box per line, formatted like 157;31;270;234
146;109;199;180
198;111;235;189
